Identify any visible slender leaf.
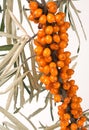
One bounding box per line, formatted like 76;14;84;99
0;106;29;130
0;44;13;51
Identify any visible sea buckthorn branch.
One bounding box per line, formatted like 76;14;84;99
28;0;87;130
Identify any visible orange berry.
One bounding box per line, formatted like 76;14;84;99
64;97;70;104
71;102;79;109
60;33;68;42
64;51;71;57
71;95;78;102
28;14;34;21
35;55;42;62
39;36;46;45
39;14;47;24
50;75;57;82
61;65;69;73
45;25;53;35
40;75;46;82
44;56;52;63
54;94;61;102
60;72;68;80
43;76;50;85
50;68;58;76
69;80;75;85
64;57;71;65
50;43;59;50
43;65;50;75
29;1;38;10
38;66;43;72
63;82;70;90
63;113;70;120
64;22;70;29
55;13;62;23
34;39;40;46
53;24;60;32
77;119;84;127
57;60;64;68
49;62;56;68
46;1;57;13
58;53;66;61
50;88;58;94
37;29;45;37
53;34;60;43
34;8;43;18
60;24;67;33
34;46;43;55
71;85;79;91
59;41;67;49
38;59;46;67
53;82;60;89
45;35;52;44
71;109;78;116
66;69;74;76
43;48;51;57
47;13;55;23
70;123;78;130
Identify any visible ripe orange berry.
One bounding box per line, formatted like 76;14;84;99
64;22;70;29
34;46;43;55
39;14;47;24
71;109;78;116
39;36;46;45
45;26;53;35
60;72;68;80
77;119;84;127
63;113;70;120
46;1;57;13
57;60;64;68
43;48;51;57
44;56;52;63
50;75;57;82
66;69;74;76
64;51;71;57
60;24;67;33
55;13;62;23
71;102;79;109
38;59;46;67
53;34;60;43
58;53;66;61
29;1;38;10
60;33;68;42
43;76;50;85
59;41;67;49
53;25;60;32
54;94;61;102
50;68;58;76
49;62;56;68
34;8;43;18
50;88;58;94
64;57;71;65
45;35;52;44
50;43;59;50
63;82;70;90
37;29;45;37
43;65;50;75
47;13;55;23
70;123;78;130
28;14;34;21
53;82;60;88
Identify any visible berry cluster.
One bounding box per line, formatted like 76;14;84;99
28;1;86;130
